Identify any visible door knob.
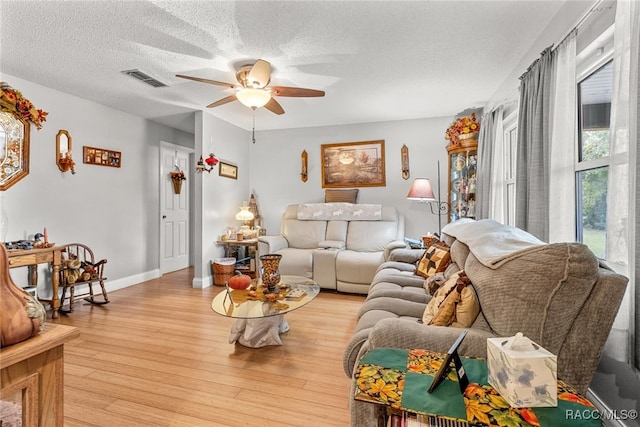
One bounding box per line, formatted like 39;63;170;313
162;215;167;219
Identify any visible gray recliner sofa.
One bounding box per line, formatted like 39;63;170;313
343;219;628;427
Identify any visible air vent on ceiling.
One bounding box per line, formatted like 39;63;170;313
122;69;167;88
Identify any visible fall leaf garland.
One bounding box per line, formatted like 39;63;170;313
0;82;48;130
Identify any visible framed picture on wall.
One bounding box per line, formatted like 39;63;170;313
321;140;386;188
219;162;238;179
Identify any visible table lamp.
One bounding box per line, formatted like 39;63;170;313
235;202;255;233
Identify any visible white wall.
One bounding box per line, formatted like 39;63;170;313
2;74;193;295
192;111;251;287
249;116;453;239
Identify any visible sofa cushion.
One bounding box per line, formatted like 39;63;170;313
325;188;359;203
275;247;314;278
336;250;385;285
416;241;451;278
282;219;328;249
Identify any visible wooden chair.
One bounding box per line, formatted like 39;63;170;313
59;243;109;312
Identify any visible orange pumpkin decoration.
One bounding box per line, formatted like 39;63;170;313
227;271;251;290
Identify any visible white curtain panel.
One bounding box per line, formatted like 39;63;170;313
606;0;638;271
607;0;638;368
548;30;577;243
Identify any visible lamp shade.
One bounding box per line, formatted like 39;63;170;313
235;206;255;222
236;88;271;109
406;178;436;201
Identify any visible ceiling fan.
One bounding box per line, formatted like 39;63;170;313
176;59;325;115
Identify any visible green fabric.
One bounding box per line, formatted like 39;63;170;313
354;348;602;427
360;347;408;371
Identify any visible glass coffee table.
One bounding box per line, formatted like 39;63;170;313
211;275;320;348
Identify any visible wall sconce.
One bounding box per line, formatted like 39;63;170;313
406;161;449;237
196;153;219;173
300;150;308;182
401;145;410;180
56;129;75;174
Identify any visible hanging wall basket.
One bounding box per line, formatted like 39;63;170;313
171;177;183;194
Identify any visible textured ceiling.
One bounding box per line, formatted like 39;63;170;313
1;1;571;134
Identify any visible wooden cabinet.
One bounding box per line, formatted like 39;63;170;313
216;239;259;278
447;138;478;222
0;323;79;426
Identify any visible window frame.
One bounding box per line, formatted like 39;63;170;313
574;33;614;255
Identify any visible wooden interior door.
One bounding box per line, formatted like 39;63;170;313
160;146;189;274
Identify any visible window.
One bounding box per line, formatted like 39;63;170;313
575;60;613;258
503;112;517;226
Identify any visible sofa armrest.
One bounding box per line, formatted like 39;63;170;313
384;240;409;259
369;318;493;358
387;248;424;264
258;235;289;254
318;240;345;250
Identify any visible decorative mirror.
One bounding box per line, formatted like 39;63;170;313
0;111;30;191
56;129;75;173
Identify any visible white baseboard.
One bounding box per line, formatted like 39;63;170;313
104;269;161;293
192;275;213;289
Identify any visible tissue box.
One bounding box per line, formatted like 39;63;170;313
487;336;558;408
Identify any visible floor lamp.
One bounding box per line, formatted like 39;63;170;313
406;161;450;237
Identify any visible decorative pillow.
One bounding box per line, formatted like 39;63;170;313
452;284;480;328
325;188;358;203
422;235;439;248
422;271;462;324
422;271;480;328
424;272;446;296
416;241;451;278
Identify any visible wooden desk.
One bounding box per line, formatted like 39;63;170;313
0;323;79;427
7;246;64;319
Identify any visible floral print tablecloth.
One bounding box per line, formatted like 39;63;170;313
354;348;601;427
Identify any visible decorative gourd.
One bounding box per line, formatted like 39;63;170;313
1;244;47;347
227;271;251;290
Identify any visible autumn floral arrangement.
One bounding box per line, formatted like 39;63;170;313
0;82;48;130
169;170;186;181
445;113;480;146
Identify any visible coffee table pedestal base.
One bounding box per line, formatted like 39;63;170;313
229;316;289;348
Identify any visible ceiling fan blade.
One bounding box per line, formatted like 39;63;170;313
264;97;285;115
247;59;271;88
207;95;237;108
176;74;235;89
271;86;325;98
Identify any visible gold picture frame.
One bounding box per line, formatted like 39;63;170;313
219;161;238;179
321;140;386;188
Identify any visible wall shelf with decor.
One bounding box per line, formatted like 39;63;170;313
447;137;477;223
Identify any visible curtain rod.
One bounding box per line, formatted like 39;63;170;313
556;0;607;47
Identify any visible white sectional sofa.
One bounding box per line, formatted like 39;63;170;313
258;203;406;294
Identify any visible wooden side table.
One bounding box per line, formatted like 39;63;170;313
7;246;64;319
0;323;79;426
216;239;259;278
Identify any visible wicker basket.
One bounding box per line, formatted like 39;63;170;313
212;258;236;287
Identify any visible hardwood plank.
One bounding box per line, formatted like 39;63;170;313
53;268;365;426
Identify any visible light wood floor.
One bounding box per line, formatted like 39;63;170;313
51;268;366;427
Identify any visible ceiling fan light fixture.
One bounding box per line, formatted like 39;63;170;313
236;88;271;109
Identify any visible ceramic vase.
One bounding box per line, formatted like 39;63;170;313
1;244;46;347
260;254;282;293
